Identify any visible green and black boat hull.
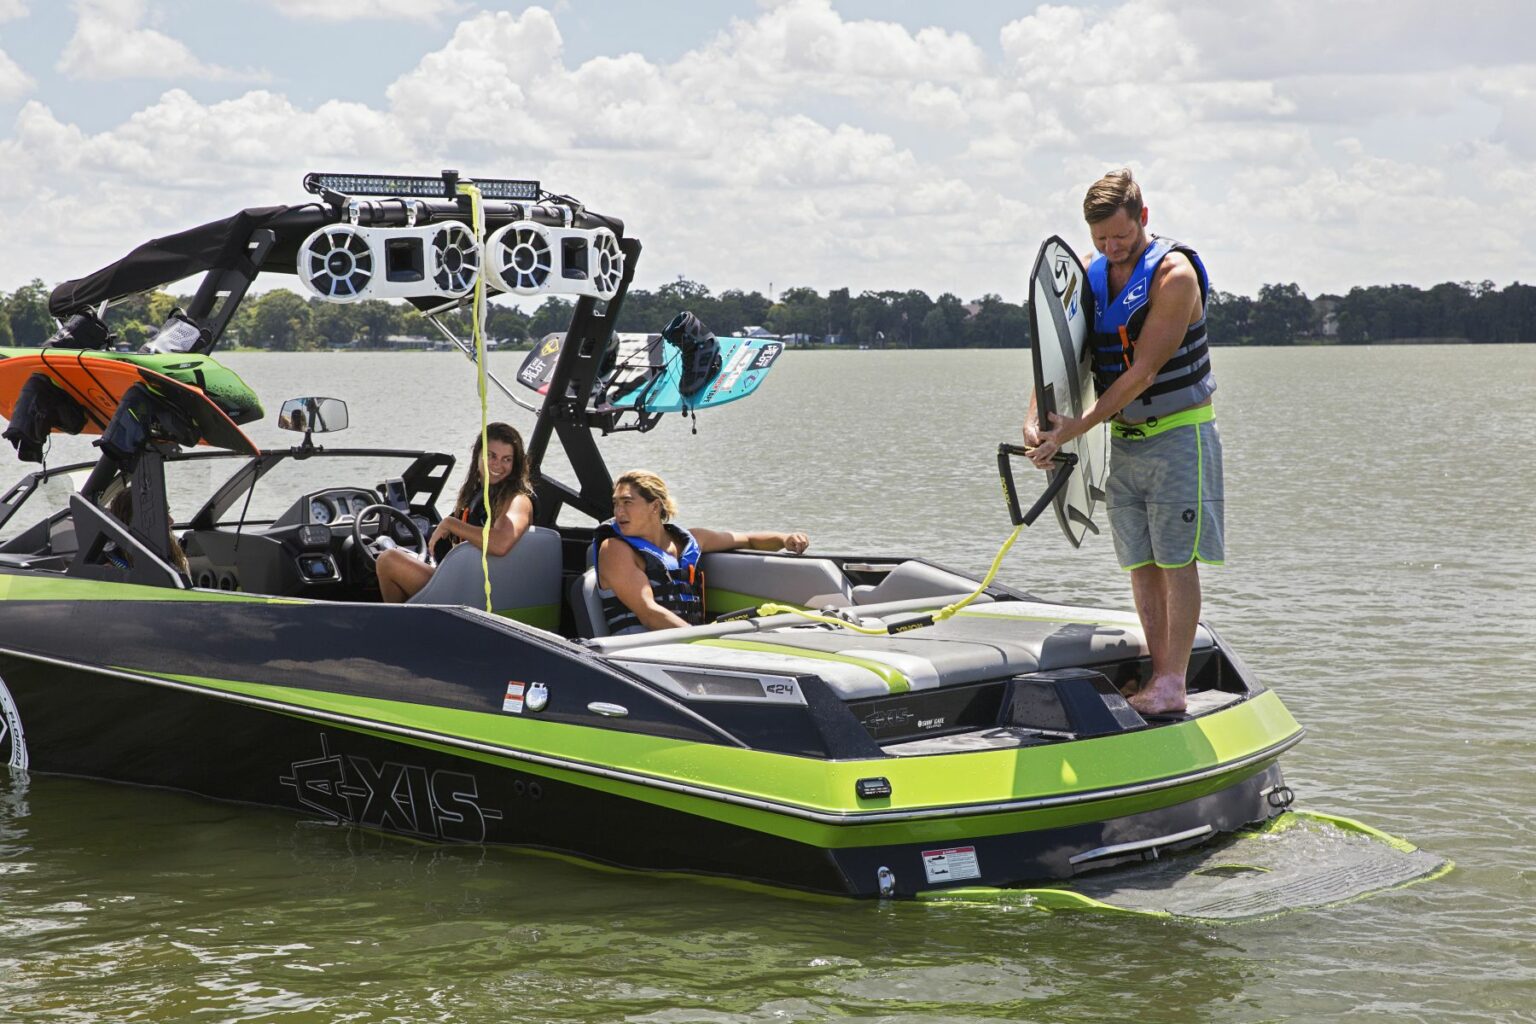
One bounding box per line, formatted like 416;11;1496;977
0;579;1302;899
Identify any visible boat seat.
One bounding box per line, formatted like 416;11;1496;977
407;525;561;630
619;601;1218;696
699;551;853;614
570;566;608;639
850;560;984;606
572;552;856;640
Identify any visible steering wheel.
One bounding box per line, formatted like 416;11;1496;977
351;504;427;564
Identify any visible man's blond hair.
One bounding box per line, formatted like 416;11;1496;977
615;469;678;521
1083;168;1143;224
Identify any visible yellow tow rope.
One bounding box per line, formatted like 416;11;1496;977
748;523;1025;635
455;181;494;614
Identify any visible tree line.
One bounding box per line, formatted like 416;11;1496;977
3;276;1535;351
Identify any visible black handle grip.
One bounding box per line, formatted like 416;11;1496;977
997;444;1077;527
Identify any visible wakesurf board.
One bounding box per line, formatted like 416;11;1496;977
0;348;259;454
1029;236;1108;548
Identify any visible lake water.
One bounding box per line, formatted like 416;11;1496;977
3;345;1534;1022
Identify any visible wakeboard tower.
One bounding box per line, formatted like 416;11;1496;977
0;171;1448;914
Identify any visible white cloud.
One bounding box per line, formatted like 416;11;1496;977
0;1;29;22
0;46;32;101
4;1;1536;298
56;0;252;81
267;0;461;21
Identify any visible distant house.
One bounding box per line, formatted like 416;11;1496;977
382;334;447;350
741;325;775;338
1311;296;1340;338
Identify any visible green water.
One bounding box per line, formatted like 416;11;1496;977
2;346;1534;1022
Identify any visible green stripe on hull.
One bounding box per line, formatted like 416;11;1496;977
144;668;1302;849
0;575;555;626
0;573;290;604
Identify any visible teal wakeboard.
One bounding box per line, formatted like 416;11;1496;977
517;317;784;414
604;333;783;413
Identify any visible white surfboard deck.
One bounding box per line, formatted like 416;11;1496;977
1029;235;1108;548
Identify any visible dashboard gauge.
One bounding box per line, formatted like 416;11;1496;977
351;494;372;517
309;498;332;525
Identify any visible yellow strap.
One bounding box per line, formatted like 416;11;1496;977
455;182;493;614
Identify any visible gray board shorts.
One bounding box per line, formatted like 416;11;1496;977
1105;416;1225;570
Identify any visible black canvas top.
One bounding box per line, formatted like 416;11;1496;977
48;204;327;317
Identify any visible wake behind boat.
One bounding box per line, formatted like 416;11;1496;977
0;171;1440;907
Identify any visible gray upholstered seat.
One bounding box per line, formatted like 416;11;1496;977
849;560;984;605
408;525;562;629
569;566;608;639
698;551;853;610
572;551;857;640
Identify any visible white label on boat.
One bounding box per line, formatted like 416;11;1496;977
921;845;980;884
502;681;526;714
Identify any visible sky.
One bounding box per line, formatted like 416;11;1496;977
0;0;1533;303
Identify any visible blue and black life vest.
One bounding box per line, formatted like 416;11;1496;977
1087;236;1216;421
591;520;704;635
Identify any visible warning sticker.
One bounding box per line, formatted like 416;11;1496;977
502;681;526;714
921;845;981;885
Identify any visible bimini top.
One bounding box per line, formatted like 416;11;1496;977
48;204;322;318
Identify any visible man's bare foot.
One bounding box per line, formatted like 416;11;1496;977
1127;674;1187;716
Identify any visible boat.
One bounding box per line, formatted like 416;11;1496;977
0;171;1310;901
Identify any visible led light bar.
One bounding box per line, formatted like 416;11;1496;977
303;172;540;201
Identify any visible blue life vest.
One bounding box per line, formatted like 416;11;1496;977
1087;236;1216;421
592;520;704;635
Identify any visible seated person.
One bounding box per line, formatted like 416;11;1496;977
594;469;809;635
377;422;534;603
106;487;189;574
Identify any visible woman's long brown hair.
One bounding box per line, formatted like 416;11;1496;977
453;422;531;520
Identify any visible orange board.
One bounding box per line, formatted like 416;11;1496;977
0;350;257;454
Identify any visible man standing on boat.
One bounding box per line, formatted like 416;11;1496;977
1025;168;1222;716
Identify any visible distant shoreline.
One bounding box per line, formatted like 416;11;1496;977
209;336;1533;354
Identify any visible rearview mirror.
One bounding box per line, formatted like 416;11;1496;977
278;397;349;434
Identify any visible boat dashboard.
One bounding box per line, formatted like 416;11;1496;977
0;445;458;601
182;480;438;597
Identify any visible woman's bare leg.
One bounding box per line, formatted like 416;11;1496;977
377;548;434;603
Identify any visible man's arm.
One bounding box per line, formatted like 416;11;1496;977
692;528;809;555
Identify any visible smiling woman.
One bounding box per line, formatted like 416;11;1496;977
375;421;534;603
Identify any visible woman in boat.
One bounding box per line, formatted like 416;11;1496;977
106;486;190;575
377;422;534;603
595;469;809;634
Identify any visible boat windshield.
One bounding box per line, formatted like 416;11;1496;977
202;453;434;526
0;468;87;545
